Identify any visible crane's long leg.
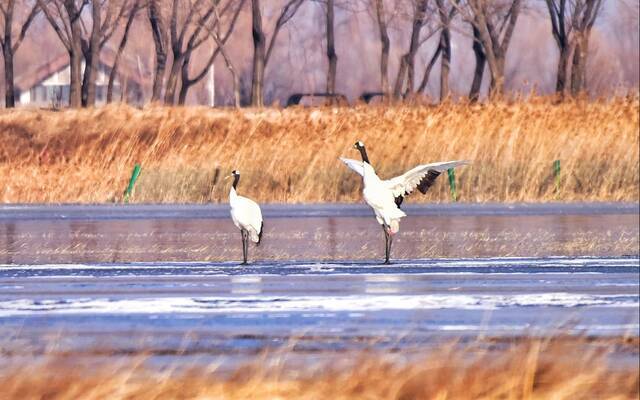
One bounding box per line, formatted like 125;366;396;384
382;224;391;264
241;229;248;265
387;228;393;265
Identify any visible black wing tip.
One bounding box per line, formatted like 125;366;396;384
257;221;264;246
395;196;404;208
417;170;442;194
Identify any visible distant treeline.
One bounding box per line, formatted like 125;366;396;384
1;0;638;108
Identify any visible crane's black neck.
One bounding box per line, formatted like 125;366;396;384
358;146;370;164
232;174;240;190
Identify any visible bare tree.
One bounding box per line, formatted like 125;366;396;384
148;0;168;102
393;0;429;98
324;0;337;97
81;0;101;106
545;0;602;96
38;0;84;107
392;0;446;99
415;41;442;94
569;0;602;94
415;0;457;100
107;0;141;103
83;1;132;106
435;0;454;100
0;0;39;108
39;0;130;107
178;0;244;105
161;0;228;105
468;25;485;101
250;0;304;107
163;0;200;104
204;1;241;107
373;0;390;94
454;0;522;98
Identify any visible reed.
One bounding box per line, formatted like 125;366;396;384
1;336;637;399
0;96;638;203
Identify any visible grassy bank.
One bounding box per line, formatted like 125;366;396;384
0;97;638;203
2;336;638;399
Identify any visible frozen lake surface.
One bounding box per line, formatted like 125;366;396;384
0;203;638;263
0;203;638;361
1;257;638;357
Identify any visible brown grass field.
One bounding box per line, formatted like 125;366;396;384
2;336;638;400
0;96;638;204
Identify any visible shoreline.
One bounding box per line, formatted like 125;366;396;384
0;201;638;221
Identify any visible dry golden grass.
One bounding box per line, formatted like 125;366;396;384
2;336;638;400
0;96;638;203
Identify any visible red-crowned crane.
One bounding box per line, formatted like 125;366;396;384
227;170;263;265
340;141;468;264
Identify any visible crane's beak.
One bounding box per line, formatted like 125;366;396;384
352;143;358;150
224;175;232;180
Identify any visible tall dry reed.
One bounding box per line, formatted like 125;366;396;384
0;96;638;203
2;336;638;399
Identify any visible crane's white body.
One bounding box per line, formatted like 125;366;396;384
361;161;406;234
341;157;469;234
229;187;263;243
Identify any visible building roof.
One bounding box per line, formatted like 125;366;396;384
15;47;146;92
15;53;69;92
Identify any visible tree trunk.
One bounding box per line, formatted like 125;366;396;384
81;52;92;106
405;0;427;95
81;0;101;107
325;0;337;97
164;57;182;105
148;0;167;102
439;35;451;101
250;0;266;107
178;53;191;105
570;35;588;95
3;45;15;108
107;59;122;103
468;0;521;100
374;0;390;94
555;44;571;95
1;0;15;108
177;50;201;105
2;5;15;109
231;71;241;108
68;46;82;107
213;35;241;108
436;0;451;102
393;55;408;98
394;0;427;98
221;52;241;108
151;51;167;102
489;57;506;98
469;27;485;102
416;44;441;94
107;2;138;103
63;0;83;108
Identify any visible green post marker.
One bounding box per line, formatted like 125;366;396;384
123;164;141;203
553;160;561;197
447;168;457;202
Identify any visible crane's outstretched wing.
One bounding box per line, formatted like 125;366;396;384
385;160;469;207
339;157;365;177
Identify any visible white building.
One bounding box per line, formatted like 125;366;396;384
15;50;144;107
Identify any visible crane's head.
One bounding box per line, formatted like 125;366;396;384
226;170;240;180
227;170;241;189
352;141;370;164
